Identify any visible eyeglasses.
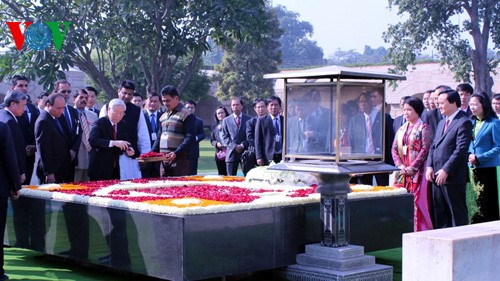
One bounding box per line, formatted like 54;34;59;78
60;90;71;94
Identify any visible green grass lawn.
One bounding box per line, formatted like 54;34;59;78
198;140;218;174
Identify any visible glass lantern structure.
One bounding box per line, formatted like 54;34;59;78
264;66;406;174
264;66;406;248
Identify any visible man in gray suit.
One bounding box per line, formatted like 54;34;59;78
426;89;473;229
222;97;251;175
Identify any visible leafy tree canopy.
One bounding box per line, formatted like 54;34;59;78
274;5;324;68
213;8;282;108
203;5;324;69
383;0;500;94
0;0;269;100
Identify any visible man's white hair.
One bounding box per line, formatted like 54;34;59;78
109;98;126;110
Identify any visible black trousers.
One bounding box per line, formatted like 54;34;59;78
226;161;241;176
431;183;468;228
188;157;199;176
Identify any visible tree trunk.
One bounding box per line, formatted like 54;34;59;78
74;59;116;100
467;0;494;96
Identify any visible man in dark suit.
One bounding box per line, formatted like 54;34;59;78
255;96;283;165
242;98;267;175
141;92;162;178
36;93;87;260
35;93;72;183
0;121;22;281
54;80;82;181
10;75;39;185
89;98;136;270
222;97;251;176
185;100;205;175
101;80;150;179
422;85;451;135
0;91;45;251
0;91;27;183
89;99;136;183
456;83;473;118
426;89;473;229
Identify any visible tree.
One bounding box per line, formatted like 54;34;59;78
213;8;282;107
383;0;500;95
274;5;324;68
0;0;269;100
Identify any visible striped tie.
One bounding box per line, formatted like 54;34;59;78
80;111;92;151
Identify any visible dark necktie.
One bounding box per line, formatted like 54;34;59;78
150;113;157;133
274;117;282;153
55;118;64;135
64;107;72;133
236;116;240;128
113;123;117;140
273;117;279;135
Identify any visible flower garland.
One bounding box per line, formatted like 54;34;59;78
20;176;407;215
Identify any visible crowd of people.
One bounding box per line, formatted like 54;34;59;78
0;73;499;278
0;75;209;275
391;85;500;232
207;85;500;234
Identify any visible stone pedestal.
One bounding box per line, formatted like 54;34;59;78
276;243;392;281
403;221;500;281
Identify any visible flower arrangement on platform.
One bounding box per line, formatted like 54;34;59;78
22;175;406;215
245;165;318;186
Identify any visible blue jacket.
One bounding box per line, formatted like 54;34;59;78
469;118;500;168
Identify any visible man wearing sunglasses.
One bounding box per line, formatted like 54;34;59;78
54;80;82;178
